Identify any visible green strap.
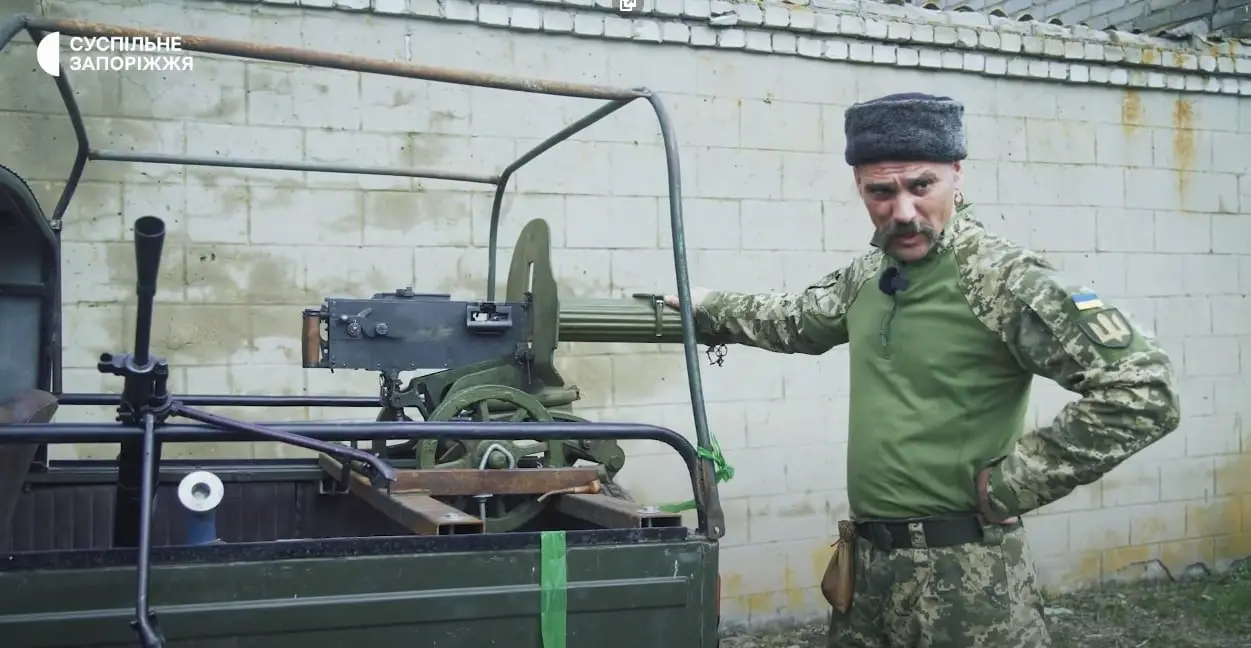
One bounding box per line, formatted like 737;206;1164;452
540;530;567;648
659;435;735;513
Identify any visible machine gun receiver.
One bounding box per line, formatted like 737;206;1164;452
300;289;534;374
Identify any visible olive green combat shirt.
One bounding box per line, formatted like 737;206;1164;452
693;206;1181;520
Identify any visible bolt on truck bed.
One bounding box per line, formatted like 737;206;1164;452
0;14;725;648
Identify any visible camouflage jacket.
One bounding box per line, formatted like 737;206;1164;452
693;205;1181;519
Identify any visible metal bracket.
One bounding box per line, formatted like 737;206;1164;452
465;301;513;334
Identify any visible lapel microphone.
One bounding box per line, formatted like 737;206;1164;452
878;267;909;296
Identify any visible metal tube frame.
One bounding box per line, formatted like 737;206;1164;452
0;15;724;534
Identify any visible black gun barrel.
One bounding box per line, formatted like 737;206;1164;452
131;216;165;368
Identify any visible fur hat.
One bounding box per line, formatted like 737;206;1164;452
843;93;967;167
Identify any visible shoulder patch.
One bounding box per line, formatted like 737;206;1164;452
1070;290;1104;312
1076;308;1134;348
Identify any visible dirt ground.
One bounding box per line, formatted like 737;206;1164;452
720;561;1251;647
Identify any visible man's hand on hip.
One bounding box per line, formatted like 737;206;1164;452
976;466;1020;525
662;287;709;311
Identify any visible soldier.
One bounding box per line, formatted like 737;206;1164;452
663;93;1180;647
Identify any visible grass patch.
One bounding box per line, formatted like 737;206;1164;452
720;561;1251;648
1048;560;1251;647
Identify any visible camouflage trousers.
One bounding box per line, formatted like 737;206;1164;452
827;522;1050;647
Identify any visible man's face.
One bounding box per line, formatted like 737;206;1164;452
854;160;962;262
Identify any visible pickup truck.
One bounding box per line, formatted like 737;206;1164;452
0;14;727;648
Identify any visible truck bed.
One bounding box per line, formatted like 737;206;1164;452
0;462;720;648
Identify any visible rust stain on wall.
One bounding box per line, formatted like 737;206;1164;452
1068;551;1103;588
1095;455;1251;585
1214;452;1251;498
1215;532;1251;563
1102;544;1157;581
1172;97;1195;203
1120;90;1142;136
744;592;773;617
811;542;835;579
1134;516;1170;540
743;589;813;619
783;587;807;614
781;565;798;590
1208;41;1239;58
1160;537;1216;573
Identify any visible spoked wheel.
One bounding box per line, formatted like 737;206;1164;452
421;385;569;533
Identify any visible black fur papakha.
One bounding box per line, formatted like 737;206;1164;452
843;92;968;167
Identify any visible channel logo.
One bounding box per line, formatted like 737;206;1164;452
35;31;61;77
32;31;194;75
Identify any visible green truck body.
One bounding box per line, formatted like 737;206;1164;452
0;463;719;648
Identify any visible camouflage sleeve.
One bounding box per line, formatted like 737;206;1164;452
691;254;879;355
982;267;1181;518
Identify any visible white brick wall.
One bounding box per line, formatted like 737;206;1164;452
2;0;1250;630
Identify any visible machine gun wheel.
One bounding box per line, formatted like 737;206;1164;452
418;384;565;470
417;384;565;533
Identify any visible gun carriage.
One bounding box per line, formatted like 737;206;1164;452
0;14;727;648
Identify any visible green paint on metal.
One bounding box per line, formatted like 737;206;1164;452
420;384;562;533
421;384;557;469
557;295;687;344
540;530;568;648
507;217;563;386
659;435;734;513
0;526;720;647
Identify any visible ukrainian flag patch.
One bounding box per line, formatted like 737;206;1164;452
1071;291;1103;311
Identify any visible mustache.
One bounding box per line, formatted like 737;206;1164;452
881;219;936;239
871;219;938;249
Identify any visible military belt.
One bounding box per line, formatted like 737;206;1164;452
854;515;1022;551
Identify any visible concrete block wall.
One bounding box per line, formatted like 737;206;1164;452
2;0;1250;630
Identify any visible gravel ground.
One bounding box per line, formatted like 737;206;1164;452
719;561;1251;648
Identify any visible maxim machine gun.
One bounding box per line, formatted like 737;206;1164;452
301;216;708;533
0;15;726;648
